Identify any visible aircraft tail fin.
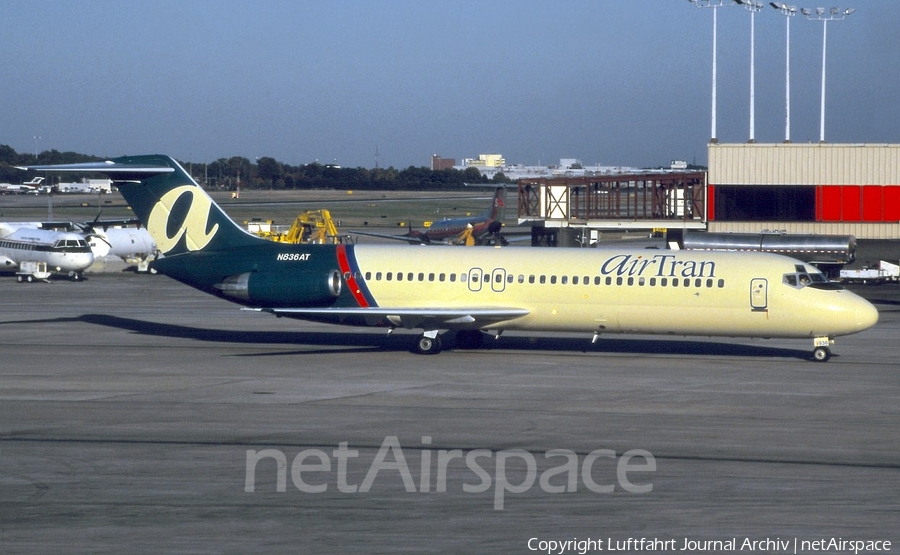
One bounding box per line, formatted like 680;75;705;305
18;155;263;256
484;187;507;222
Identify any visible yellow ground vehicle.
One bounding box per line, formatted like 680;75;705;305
247;210;352;244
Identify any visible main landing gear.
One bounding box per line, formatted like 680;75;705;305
414;330;489;354
415;331;442;355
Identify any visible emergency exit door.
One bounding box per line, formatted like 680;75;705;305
750;278;768;310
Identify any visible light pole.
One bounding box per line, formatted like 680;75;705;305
802;6;855;143
33;135;41;159
736;1;763;142
770;3;797;142
687;0;735;144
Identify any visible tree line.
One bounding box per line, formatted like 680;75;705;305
1;145;510;191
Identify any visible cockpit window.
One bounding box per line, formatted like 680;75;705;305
783;265;843;290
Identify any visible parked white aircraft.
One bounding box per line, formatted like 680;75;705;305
0;176;45;194
0;224;93;281
0;220;157;270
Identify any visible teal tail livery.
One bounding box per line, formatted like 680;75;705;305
20;155;878;360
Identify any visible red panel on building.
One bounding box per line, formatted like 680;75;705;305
841;186;861;221
884;186;900;221
862;186;884;221
706;185;715;221
818;185;843;221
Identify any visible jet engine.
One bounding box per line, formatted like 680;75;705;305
215;269;342;306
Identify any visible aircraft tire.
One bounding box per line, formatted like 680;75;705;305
812;346;831;362
415;334;442;355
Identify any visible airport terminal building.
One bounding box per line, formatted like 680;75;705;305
518;143;900;245
708;143;900;240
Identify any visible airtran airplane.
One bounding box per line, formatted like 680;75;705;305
20;155;878;361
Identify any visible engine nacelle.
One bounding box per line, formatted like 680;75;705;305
215;269;342;306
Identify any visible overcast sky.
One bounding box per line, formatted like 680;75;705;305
2;0;897;169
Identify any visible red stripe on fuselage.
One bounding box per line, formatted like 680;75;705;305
336;245;371;307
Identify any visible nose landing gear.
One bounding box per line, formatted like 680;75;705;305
812;337;834;362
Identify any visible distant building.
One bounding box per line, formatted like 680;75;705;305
448;152;641;180
464;154;506;169
431;155;455;171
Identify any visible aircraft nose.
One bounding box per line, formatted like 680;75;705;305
849;294;879;333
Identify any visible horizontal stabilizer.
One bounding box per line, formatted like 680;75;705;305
16;161;174;175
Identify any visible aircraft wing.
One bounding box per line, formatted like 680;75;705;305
245;306;529;329
37;218;143;231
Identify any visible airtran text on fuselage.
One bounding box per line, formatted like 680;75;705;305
600;254;716;278
276;253;311;261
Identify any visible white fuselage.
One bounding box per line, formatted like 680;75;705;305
0;227;94;273
85;227;157;260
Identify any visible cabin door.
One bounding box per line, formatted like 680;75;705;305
750;278;768;310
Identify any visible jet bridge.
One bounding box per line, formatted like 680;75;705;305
517;172;707;245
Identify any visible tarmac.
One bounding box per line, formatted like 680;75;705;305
0;272;898;554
